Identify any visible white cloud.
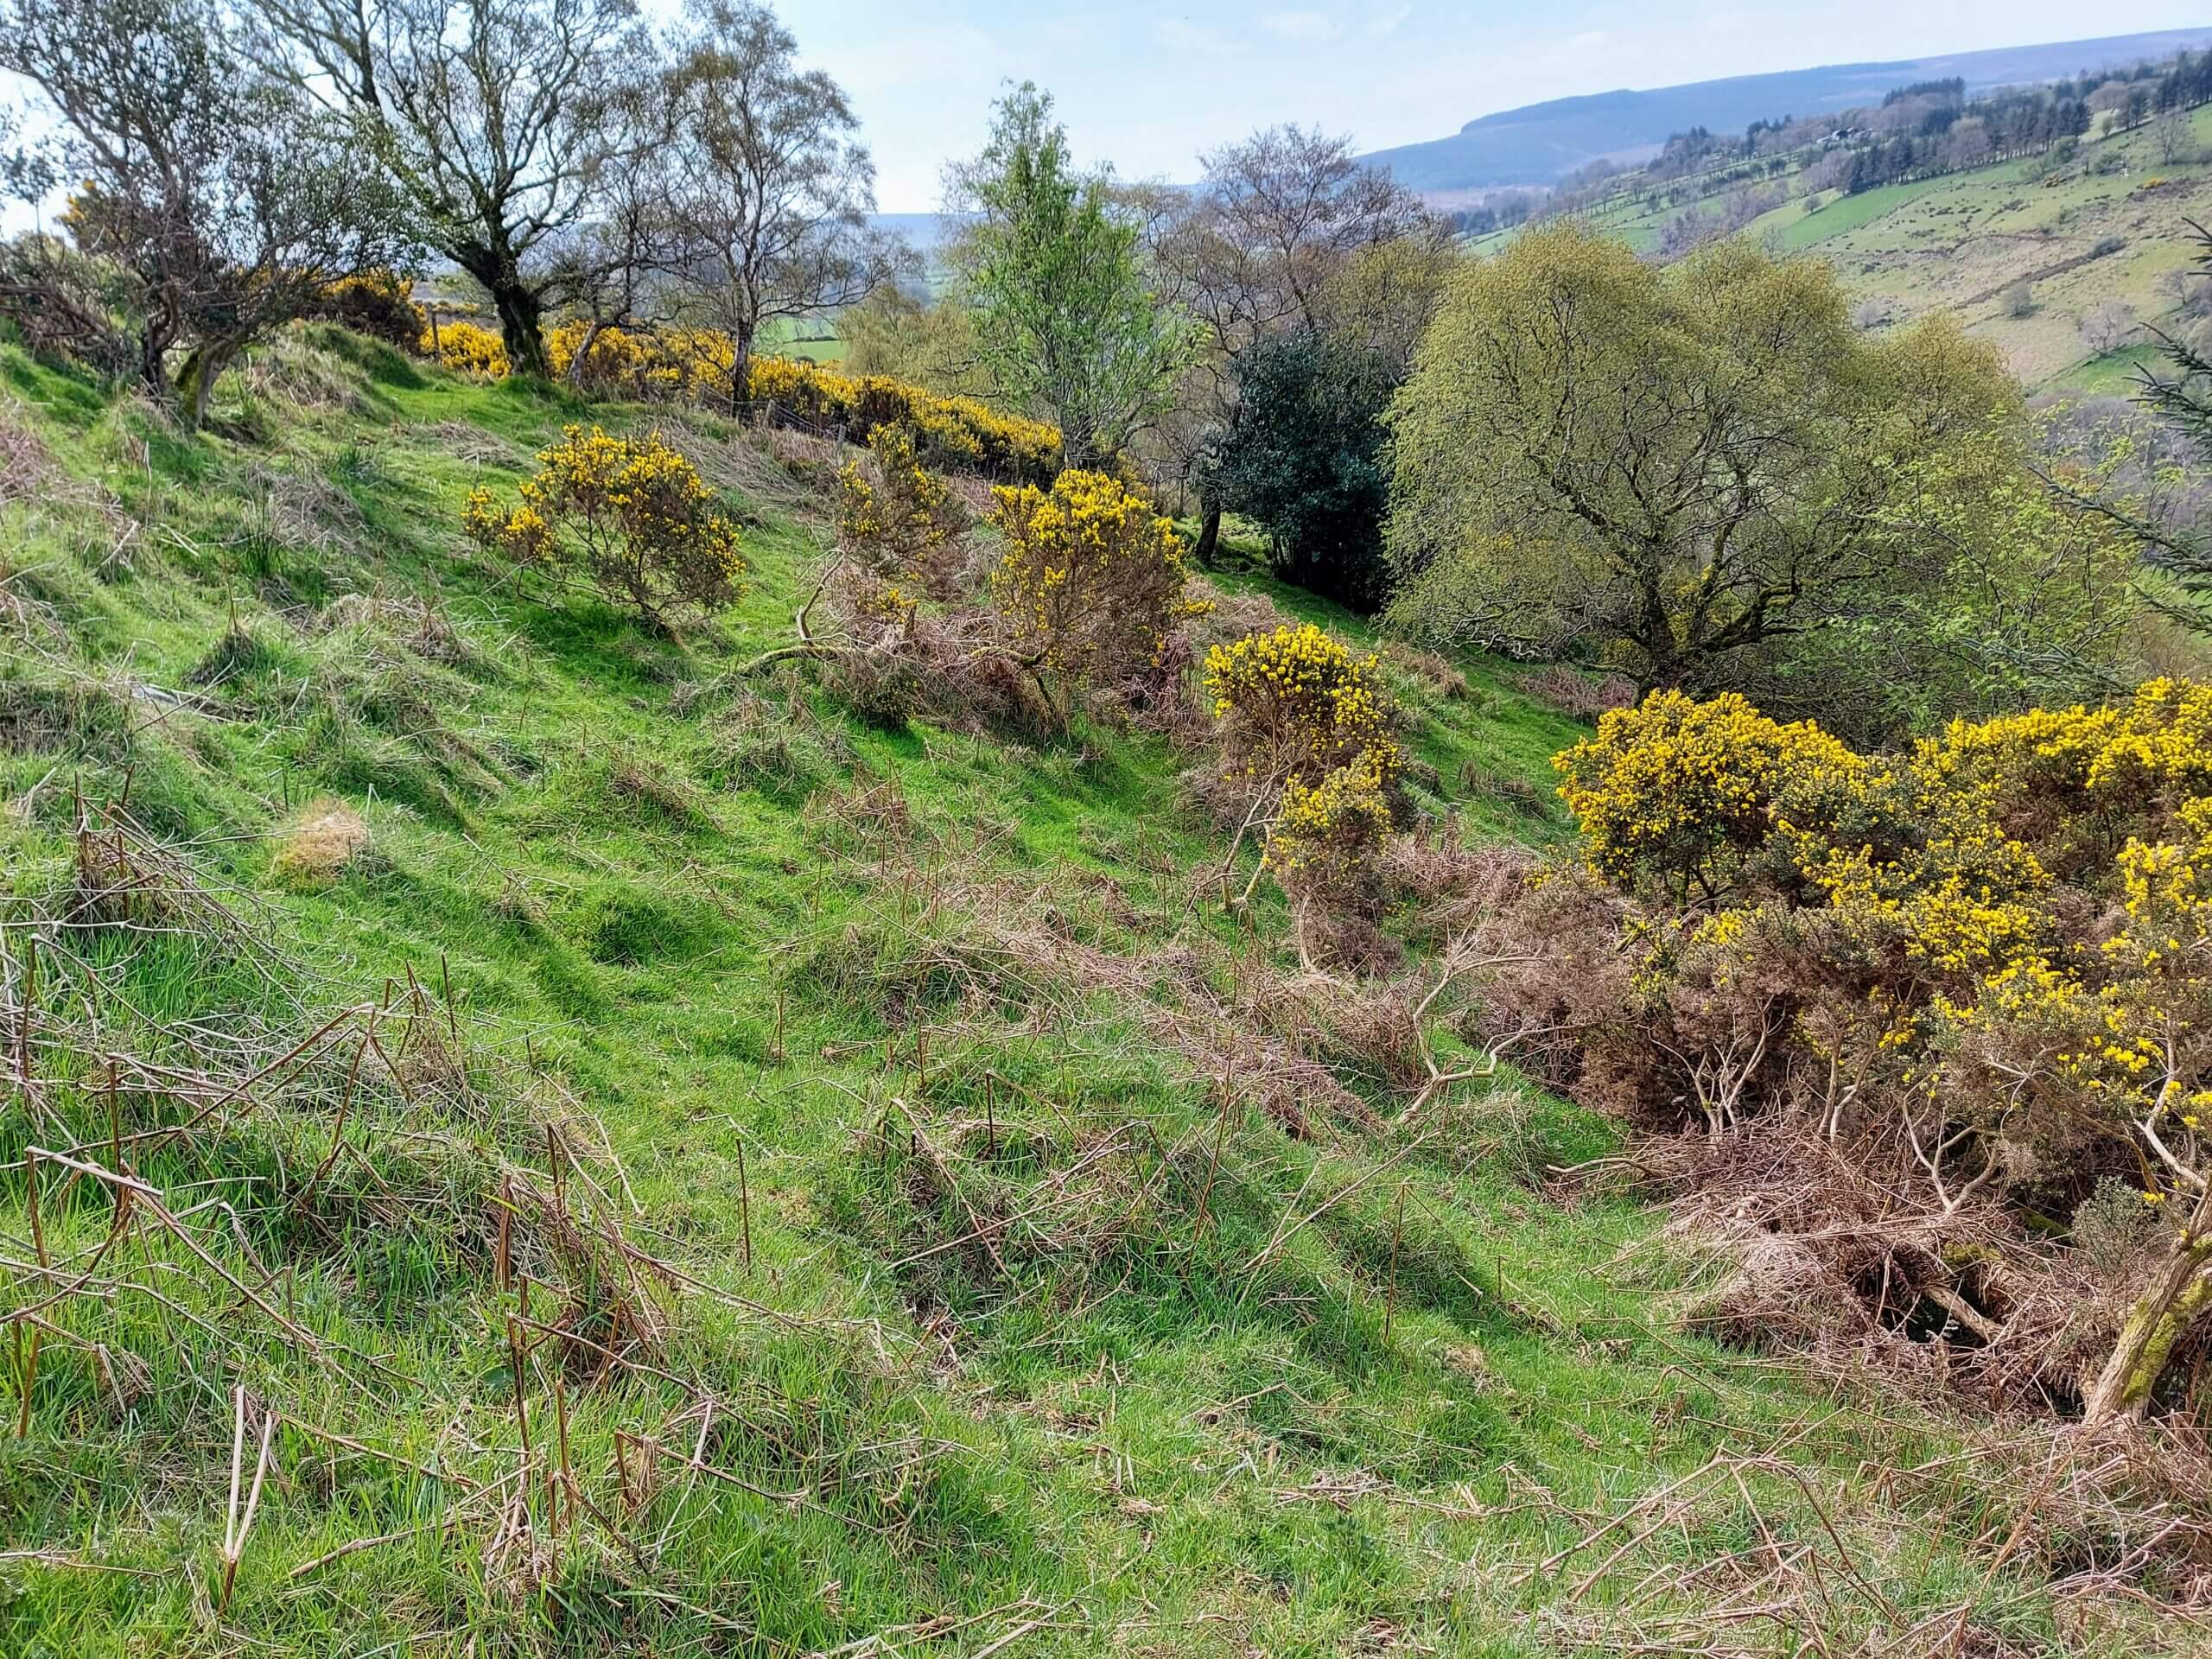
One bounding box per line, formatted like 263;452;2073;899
1366;3;1414;35
1260;10;1338;43
1155;17;1250;55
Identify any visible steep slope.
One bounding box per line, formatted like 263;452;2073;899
0;330;2182;1656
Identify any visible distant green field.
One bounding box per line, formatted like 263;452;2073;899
757;314;847;364
1467;103;2212;391
1766;174;1955;252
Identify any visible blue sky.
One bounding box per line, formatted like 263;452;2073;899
4;2;2209;227
785;2;2212;208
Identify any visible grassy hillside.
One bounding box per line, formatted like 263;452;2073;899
1480;103;2212;391
1360;28;2212;194
0;330;2182;1656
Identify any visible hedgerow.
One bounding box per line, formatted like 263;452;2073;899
543;321;1062;483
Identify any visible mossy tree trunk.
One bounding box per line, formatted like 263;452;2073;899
174;340;238;430
2082;1186;2212;1425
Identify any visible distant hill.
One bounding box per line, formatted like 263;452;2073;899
1364;29;2212;196
870;212;965;256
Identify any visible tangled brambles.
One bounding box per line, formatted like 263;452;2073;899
987;469;1209;716
465;425;747;628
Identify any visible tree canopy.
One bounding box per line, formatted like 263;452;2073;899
1;0;417;423
1383;224;2023;700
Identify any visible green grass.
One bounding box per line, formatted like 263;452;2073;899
1764;175;1957;252
0;328;2177;1656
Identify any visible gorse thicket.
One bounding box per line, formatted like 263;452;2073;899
1491;681;2212;1422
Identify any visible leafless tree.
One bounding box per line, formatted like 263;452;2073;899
251;0;646;378
2082;300;2140;358
2;0;417;423
537;86;683;383
2155;104;2192;165
1148;125;1437;560
659;0;905;412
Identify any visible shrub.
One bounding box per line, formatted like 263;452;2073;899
1202;623;1400;794
753;356;1062;483
464;425;747;628
1553;690;1863;903
1267;752;1395;908
2000;281;2034;319
423;318;508;379
2080;300;2139;357
986;469;1206;708
834;422;966;600
1209;327;1398;612
1481;679;2212;1418
540;321;1063;484
308;270;428;350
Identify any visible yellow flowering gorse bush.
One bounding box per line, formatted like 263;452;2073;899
835;423;963;598
986;469;1208;701
1201;624;1403;910
421;319;508;380
1555;690;1864;901
1268;753;1395;904
1202;624;1401;794
1522;679;2212;1418
464;425;746;628
540;323;1061;484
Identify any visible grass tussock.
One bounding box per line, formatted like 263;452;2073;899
268;797;370;889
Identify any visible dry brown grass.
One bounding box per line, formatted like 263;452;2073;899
1381;639;1470;702
269;798;370;890
0;410;58;506
1521;663;1637;722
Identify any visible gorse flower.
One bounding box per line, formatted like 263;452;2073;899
1266;753;1395;904
421;319;507;380
539;322;1062;484
1202;624;1401;794
1544;680;2212;1214
1203;624;1402;912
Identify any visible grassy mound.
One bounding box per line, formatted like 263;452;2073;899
0;328;2187;1656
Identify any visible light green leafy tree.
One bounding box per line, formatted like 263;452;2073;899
945;83;1196;468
